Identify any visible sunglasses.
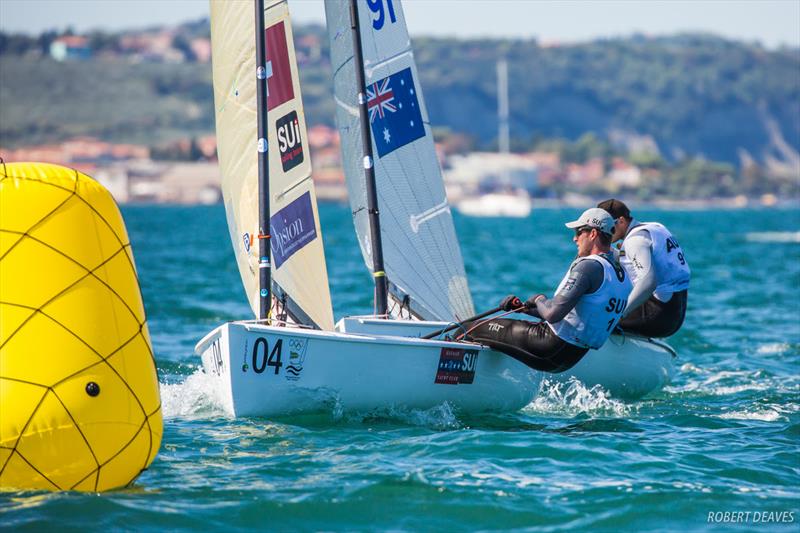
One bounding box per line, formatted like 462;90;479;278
574;226;594;237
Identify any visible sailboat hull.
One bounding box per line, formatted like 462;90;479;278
552;334;676;399
337;317;676;400
196;321;540;418
196;316;674;418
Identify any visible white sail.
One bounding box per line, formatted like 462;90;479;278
325;0;475;322
211;0;334;330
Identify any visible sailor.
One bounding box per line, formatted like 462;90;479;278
465;208;632;373
597;198;690;337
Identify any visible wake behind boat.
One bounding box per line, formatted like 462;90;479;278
196;0;675;419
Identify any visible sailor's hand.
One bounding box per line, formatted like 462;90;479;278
524;294;545;309
499;294;522;311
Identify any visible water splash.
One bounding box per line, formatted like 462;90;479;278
523;377;631;417
387;402;462;429
717;409;783;422
717;402;799;422
679;362;705;374
160;369;229;418
340;401;463;430
669;367;799;396
757;342;791;355
160;373;465;429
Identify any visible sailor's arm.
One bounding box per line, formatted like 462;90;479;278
622;233;656;315
528;259;604;323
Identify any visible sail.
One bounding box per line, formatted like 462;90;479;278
325;0;475;322
210;0;334;330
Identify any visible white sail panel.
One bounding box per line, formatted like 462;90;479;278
325;0;474;321
211;0;333;330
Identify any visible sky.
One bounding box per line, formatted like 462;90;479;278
1;0;799;49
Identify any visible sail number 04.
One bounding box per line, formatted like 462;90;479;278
367;0;397;30
252;338;283;375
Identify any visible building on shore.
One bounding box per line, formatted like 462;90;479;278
50;36;92;61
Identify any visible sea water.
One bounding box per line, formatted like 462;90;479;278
3;205;798;531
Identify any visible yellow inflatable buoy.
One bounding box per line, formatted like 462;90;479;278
0;162;162;491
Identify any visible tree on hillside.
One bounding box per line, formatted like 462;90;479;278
171;34;196;62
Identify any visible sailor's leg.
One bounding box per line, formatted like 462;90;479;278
465;318;588;373
658;289;687;337
618;300;652;335
619;290;687;337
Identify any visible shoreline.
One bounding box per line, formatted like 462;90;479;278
117;197;800;210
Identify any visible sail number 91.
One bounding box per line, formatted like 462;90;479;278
367;0;397;30
252;337;283;375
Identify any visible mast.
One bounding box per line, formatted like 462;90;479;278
497;58;510;185
349;0;388;316
254;0;272;321
497;58;510;155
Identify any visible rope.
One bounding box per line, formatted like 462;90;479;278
455;306;528;341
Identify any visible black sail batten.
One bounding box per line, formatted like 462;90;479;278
387;282;427;321
272;282;322;330
349;0;389;316
254;0;272;321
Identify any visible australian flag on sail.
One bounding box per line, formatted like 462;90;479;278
367;67;425;158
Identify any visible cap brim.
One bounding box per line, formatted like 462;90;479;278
564;220;583;229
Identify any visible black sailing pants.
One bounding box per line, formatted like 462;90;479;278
465;318;588;374
618;289;687;338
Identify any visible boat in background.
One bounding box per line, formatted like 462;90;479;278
456;188;532;218
453;59;533;218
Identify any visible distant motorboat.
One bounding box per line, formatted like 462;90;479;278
456;189;532;218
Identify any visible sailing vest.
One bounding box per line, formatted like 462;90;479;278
549;254;633;349
622;222;691;302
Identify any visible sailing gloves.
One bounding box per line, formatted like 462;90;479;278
500;294;523;311
525;294;546;309
499;294;546;313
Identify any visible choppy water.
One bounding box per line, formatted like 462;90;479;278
4;205;799;531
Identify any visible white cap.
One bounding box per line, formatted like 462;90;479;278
565;208;615;235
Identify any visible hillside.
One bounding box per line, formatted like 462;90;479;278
1;23;798;169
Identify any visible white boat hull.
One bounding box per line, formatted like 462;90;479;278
551;334;676;399
196;320;540;418
337;317;675;400
196;316;675;418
